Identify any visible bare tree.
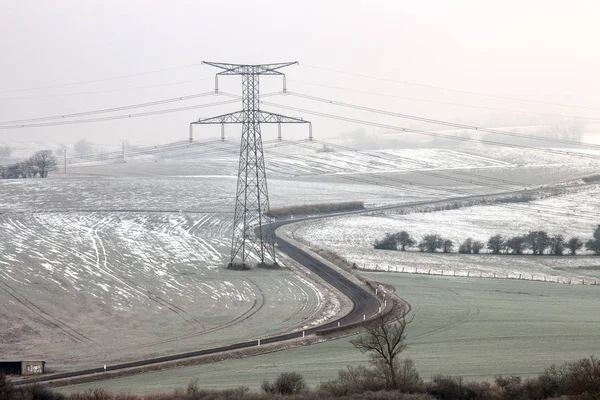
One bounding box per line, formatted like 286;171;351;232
585;225;600;255
350;313;411;390
374;233;398;250
29;150;57;178
472;240;484;254
396;231;415;251
487;234;505;254
442;239;453;253
74;139;93;157
420;234;443;253
505;236;527;255
525;231;550;255
567;237;583;255
458;238;473;254
550;234;566;255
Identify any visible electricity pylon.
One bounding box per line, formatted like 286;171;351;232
190;62;311;268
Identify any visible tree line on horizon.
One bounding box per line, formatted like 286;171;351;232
0;150;58;179
374;225;600;256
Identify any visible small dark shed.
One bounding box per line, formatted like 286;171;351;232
0;361;45;375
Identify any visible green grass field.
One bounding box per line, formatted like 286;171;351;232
57;272;600;394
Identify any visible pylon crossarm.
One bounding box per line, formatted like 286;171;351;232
192;111;244;124
256;111;309;124
202;61;298;75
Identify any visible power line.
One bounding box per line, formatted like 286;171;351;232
0;99;240;129
0;92;217;125
288;79;600;122
300;64;600;111
261;101;600;161
0;63;204;94
286;92;600;150
0;78;214;101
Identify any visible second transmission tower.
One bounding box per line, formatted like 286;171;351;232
191;62;311;268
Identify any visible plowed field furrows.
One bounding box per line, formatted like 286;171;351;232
0;211;329;371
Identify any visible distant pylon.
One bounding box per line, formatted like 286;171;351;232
191;62;311;268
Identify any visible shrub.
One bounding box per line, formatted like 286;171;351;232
427;375;493;400
267;201;364;218
262;372;306;395
0;373;14;400
319;365;384;396
374;233;398;250
396;359;424;393
187;379;200;397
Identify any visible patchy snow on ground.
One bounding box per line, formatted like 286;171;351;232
2;145;600;370
286;185;600;284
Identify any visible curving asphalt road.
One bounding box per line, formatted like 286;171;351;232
14;214;380;386
13;183;572;385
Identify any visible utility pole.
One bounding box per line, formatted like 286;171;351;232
191;62;310;268
63;148;67;174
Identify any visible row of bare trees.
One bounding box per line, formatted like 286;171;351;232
374;231;456;253
0;150;57;179
487;226;600;255
374;225;600;255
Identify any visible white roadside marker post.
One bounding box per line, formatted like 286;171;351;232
258;339;261;347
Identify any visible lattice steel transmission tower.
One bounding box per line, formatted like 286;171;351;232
190;62;311;268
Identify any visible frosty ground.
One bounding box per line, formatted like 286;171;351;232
56;272;600;393
286;184;600;283
2;144;599;376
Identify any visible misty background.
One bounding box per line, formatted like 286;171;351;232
0;0;599;157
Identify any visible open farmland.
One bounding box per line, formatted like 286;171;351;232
285;184;600;283
56;273;600;394
0;210;337;371
2;145;600;375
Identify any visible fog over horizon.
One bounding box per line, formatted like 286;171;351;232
1;0;599;151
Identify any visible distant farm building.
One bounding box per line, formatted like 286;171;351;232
0;361;45;375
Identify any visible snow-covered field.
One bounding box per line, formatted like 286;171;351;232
2;144;600;371
285;185;600;284
0;211;336;370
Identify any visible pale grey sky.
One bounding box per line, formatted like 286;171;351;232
0;0;598;146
